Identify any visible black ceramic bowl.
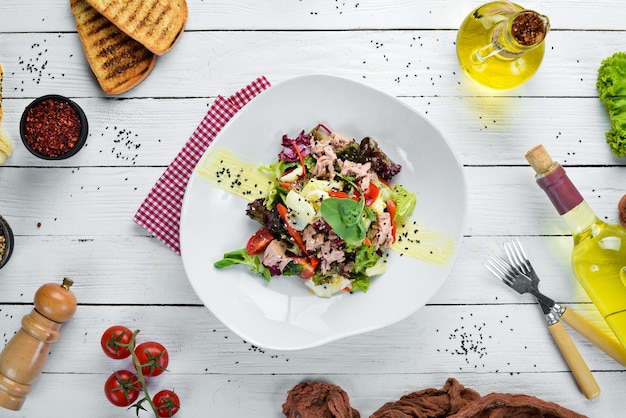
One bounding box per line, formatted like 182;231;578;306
20;95;89;160
0;215;14;270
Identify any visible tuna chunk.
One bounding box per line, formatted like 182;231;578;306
311;145;337;179
302;225;325;252
262;240;292;272
318;241;346;274
327;132;354;150
370;212;394;249
338;160;373;191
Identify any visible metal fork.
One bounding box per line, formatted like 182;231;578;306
501;239;626;368
484;252;555;310
485;247;601;400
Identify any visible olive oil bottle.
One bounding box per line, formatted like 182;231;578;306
456;2;549;89
526;145;626;350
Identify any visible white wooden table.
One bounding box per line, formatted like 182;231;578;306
1;1;626;416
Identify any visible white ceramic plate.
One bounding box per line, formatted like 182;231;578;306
180;75;467;351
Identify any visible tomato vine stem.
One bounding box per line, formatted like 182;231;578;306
124;330;159;416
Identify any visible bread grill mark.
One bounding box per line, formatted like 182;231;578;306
78;8;152;81
103;50;154;80
138;0;160;36
85;15;114;38
118;0;155;31
101;0;175;44
71;0;157;93
93;34;153;80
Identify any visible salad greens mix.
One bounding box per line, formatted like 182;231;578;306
214;124;416;297
597;51;626;157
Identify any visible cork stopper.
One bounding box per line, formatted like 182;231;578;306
525;145;556;175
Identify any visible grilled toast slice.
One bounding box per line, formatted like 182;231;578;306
70;0;157;94
85;0;188;55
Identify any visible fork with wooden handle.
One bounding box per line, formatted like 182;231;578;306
486;254;601;400
504;238;626;367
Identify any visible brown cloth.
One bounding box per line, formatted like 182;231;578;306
283;381;361;418
370;378;586;418
283;378;586;418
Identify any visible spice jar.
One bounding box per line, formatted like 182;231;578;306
20;95;88;159
0;215;14;270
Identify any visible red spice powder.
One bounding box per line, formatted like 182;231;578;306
24;98;82;157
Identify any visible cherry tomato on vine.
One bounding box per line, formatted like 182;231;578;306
153;390;181;417
134;341;169;377
101;325;134;359
104;370;141;407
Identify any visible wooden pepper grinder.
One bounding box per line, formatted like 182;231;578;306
0;277;77;411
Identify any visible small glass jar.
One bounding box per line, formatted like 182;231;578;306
0;215;14;270
20;95;89;160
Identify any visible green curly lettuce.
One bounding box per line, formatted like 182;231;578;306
597;52;626;157
391;184;417;223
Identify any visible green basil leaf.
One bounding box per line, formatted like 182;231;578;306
321;197;366;242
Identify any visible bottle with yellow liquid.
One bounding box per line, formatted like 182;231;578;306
456;1;549;89
526;145;626;351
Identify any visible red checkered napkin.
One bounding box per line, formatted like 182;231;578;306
134;77;272;254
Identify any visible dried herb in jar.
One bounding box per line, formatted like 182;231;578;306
512;12;546;46
23;98;82;158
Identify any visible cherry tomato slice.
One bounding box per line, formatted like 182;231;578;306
291;256;319;279
153;389;181;417
245;228;274;255
134;341;169;377
101;325;134;359
104;370;141;407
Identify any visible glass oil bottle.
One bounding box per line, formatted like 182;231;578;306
456;1;549;90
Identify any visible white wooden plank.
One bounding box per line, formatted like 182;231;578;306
0;95;620;168
11;372;625;418
0;304;622;375
1;0;625;32
0;235;607;307
0;304;623;417
1;166;624;237
0;30;622;100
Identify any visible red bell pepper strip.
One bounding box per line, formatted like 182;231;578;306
291;140;307;177
386;199;397;243
328;190;350;199
276;203;308;254
354;183;380;206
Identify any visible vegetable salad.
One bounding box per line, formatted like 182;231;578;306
214;124;416;297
